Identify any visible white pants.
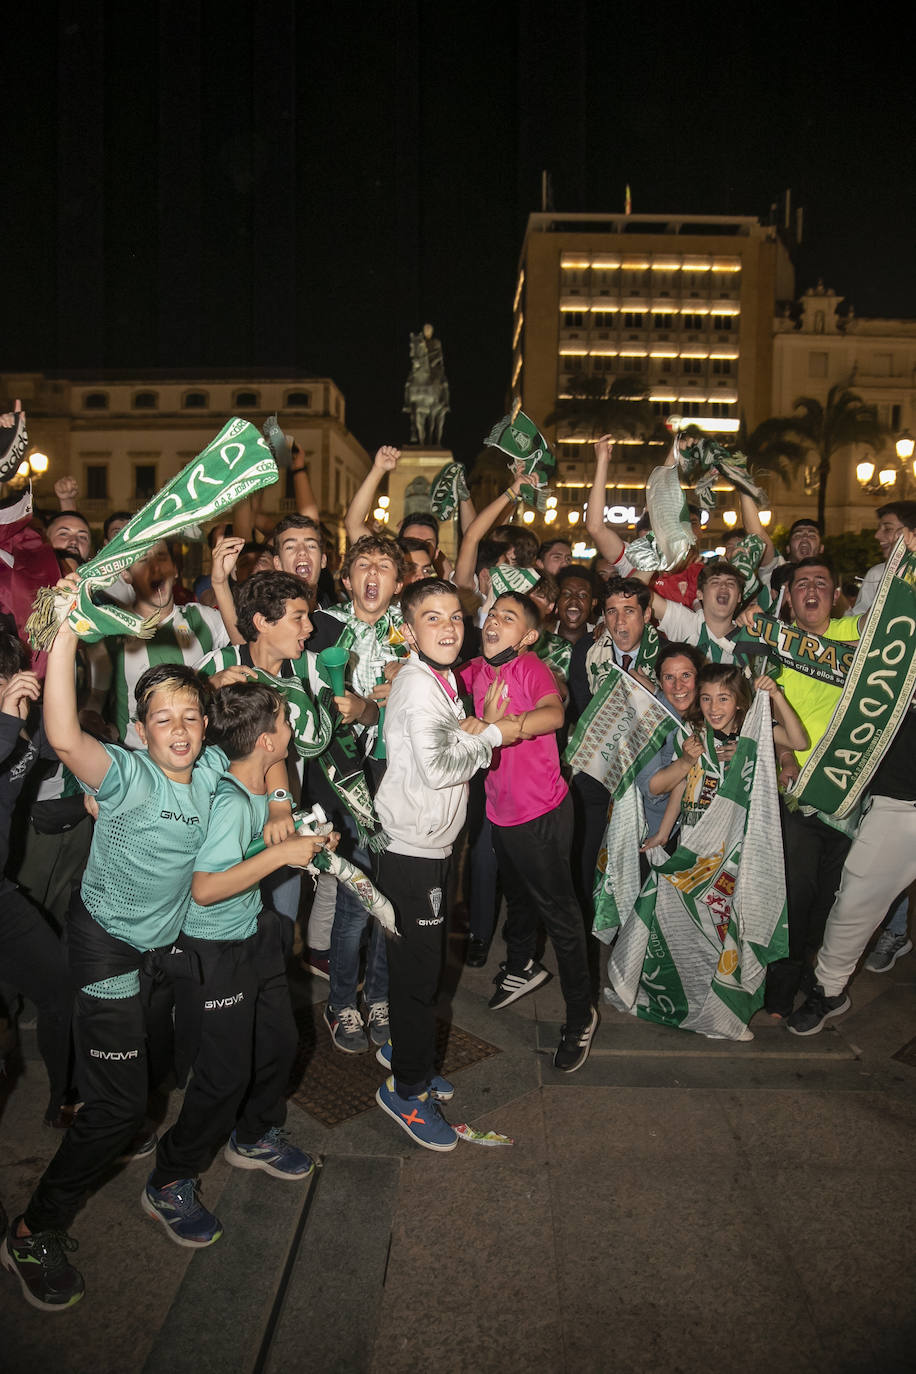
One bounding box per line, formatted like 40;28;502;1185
815;796;916;996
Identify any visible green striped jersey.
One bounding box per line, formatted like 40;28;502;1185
112;603;230;748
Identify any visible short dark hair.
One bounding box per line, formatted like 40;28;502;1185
876;501;916;531
492;591;540;632
697;559;743;596
342;532;405;582
103;510;132;541
400;576;458;625
272;513;324;547
0;629;29;680
134;663;210;724
235;571;310;642
787;555;837;590
398;535;435;558
556;564;597;598
206;682;286;759
787;517;822;539
398;511;439;542
655;640;707;679
604;577;651;612
476;538;503;576
506;527;539;567
46;510;91;535
537;537;572;561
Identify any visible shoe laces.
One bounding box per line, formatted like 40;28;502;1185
163;1178;206;1216
368;1001;389;1024
257;1126;288;1150
337;1006;363;1033
22;1230;78;1267
873;930;896;954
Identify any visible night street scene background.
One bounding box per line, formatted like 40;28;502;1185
3;3;914;463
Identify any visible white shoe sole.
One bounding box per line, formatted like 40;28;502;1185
140;1189;223;1248
787;996;851;1037
223;1143;314;1181
323;1010;369;1055
865;939;912;974
0;1235;84;1312
489;966;551;1010
375;1088;458;1152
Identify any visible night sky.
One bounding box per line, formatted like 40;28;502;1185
4;4;913;464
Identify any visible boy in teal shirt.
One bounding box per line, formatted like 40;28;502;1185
144;682;336;1244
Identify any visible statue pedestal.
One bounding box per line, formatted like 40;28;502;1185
388;447;458;562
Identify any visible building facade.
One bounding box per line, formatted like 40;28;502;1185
512;212;795;538
768;287;916;534
0;371;371;551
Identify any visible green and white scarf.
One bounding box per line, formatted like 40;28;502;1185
795;539;916;818
585;622;659;695
26;418;277;650
730;612;856;687
675;434;767;511
484;408;556;511
321;603;408;700
489;564;540;600
626;463;695;573
429;460;469;521
606;691;787;1039
535;630;573;677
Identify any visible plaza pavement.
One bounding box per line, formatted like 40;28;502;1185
2;922;914;1374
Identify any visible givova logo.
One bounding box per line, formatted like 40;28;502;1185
90;1048;140;1060
204;992;244;1010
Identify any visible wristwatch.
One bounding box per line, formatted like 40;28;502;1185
269;789;293;807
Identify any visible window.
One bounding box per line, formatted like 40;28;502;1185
808;352;828;378
85;465;108;500
891;403;902;429
591;311;615;328
183;391;208;409
234;390;259;407
133;391;158;409
681;313;703;330
83;392;108;410
711;315;733;331
285;390;311;407
653;313;673;329
712;359;732;376
622;357;644;373
562;311;585;328
683;359;703;375
660;358;673;374
623;312;643;329
134;464;157;500
592;357;616;374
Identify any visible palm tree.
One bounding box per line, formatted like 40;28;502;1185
746;382;886;529
544;375;654;443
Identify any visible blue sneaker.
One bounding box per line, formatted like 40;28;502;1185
375;1041;454;1101
375;1076;457;1152
141;1176;222;1248
224;1127;315;1181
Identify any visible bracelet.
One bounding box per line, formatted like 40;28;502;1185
269;789;293;807
504;487;520;503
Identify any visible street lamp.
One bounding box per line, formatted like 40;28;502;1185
722;510;738;528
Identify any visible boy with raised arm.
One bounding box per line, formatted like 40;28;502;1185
0;595;291;1312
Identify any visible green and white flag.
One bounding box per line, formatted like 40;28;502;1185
675;433;767;510
535;630;572;677
606;691;787;1040
489;564;540;599
795;538;916;818
26;418;277;650
429;460;469;521
565;664;676;937
484;407;556;510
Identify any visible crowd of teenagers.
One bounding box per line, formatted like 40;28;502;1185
0;408;914;1317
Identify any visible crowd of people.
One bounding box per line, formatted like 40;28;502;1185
0;407;913;1314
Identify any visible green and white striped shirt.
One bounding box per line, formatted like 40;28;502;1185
112;602;230;748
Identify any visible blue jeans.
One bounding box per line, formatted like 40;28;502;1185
328;817;388;1011
260;866;301;923
887;894;909;936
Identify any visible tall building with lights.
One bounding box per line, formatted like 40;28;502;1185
511;212;795;533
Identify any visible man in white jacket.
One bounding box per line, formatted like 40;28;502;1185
374;579;521;1151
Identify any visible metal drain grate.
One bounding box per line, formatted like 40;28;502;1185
288;1004;501;1127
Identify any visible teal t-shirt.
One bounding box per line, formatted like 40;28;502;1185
79;743;227;953
183;774;268;941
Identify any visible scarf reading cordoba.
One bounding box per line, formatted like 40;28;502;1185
26;418;277;650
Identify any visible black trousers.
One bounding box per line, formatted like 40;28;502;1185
25;986;150;1231
152;910;297;1186
492;793;593;1029
378;850;450;1098
571;773;611;920
0;882;73;1119
765;804;853;1016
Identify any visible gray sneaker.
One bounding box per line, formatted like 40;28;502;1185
365;1000;390;1047
864;931;912;973
323;1003;369;1054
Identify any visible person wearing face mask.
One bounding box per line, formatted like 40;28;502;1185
458;592;598;1072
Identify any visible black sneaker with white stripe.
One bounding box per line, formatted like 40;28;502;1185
488;959;551;1010
553;1006;599;1072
